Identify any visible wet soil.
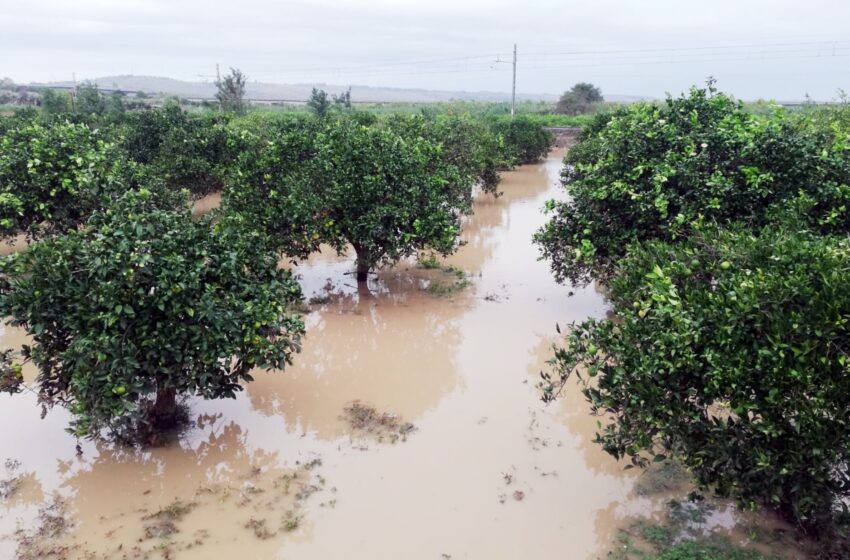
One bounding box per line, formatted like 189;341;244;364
0;150;808;559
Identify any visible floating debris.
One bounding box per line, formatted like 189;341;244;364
342;401;416;443
141;500;197;540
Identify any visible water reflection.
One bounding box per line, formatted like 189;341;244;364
41;417;323;559
246;292;467;438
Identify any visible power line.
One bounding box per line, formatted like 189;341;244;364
520;50;850;72
236;38;850;82
246;53;508;76
520;38;850;57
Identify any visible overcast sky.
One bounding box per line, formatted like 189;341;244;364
2;0;849;100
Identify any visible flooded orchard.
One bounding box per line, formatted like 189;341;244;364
0;150;802;559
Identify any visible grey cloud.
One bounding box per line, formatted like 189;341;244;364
1;0;849;100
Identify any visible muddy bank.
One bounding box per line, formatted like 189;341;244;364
0;149;804;559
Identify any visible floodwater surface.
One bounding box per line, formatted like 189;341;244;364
0;151;803;559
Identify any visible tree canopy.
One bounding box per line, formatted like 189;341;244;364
537;83;850;543
542;223;850;534
0;190;304;441
223;118;474;282
535;84;850;285
216;68;248;115
307;88;331;117
556;82;603;115
0;120;130;239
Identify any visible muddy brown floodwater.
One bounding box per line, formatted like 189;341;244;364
0;150;807;559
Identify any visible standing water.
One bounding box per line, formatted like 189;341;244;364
0;150;801;559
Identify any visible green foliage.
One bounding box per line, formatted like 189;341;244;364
0;348;22;395
385;114;508;194
0;120;130;239
0;107;39;136
307;88;331;117
75;82;107;116
539;84;850;548
306;120;473;277
333;88;352;109
613;499;779;560
556;82;604;115
221;116;320;258
0;190;304;439
638;540;767;560
120;104;236;196
215;68;247;115
107;92;126;116
489;116;554;164
794;99;850;141
40;89;73;116
223;118;474;280
535;83;850;285
513;112;597;128
542;224;850;533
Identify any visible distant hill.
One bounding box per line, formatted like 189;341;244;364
29;75;646;104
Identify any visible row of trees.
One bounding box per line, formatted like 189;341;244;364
0;105;552;441
535;83;850;552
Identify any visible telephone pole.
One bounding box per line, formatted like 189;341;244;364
216;63;222;112
71;72;77;112
511;43;517;120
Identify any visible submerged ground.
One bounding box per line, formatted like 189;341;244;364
0;150;806;559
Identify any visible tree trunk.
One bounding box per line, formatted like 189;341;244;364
353;243;371;284
148;387;178;429
355;260;370;283
356;280;374;300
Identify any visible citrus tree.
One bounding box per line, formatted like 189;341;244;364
223;119;472;282
385;114;508;195
220;116;321;259
534;84;850;285
542;223;850;535
0;120;128;239
119;104;236;196
489;116;553;164
0;190;304;441
537;85;850;547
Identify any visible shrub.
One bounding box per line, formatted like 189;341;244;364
40;89;73;116
0;190;304;440
490;116;554;164
541;223;850;534
220;116;320;259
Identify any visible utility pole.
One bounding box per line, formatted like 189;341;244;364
216;63;222;112
511;43;517;120
494;45;517;116
71;72;77;112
